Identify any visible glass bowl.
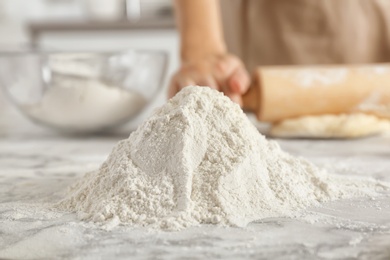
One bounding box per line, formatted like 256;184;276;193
0;50;168;133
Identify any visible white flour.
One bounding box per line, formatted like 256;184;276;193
58;86;389;230
268;68;348;88
21;53;147;133
23;78;146;132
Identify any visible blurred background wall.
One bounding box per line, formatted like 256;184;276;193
0;0;178;75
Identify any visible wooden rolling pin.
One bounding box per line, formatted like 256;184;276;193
242;64;390;122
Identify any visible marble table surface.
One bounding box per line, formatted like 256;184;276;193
1;94;390;260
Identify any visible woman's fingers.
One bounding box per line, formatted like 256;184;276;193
212;55;249;95
168;54;250;105
228;67;250;94
169;73;218;99
213;55;238;86
168;80;179;99
226;93;243;107
214;55;237;78
197;75;218;89
168;75;195;98
178;77;196;89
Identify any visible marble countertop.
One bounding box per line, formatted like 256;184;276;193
1;94;390;260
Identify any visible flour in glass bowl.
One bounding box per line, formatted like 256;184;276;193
57;86;389;230
22;77;146;132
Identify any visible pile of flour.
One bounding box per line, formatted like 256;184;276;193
58;86;388;230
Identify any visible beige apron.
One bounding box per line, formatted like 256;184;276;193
221;0;390;71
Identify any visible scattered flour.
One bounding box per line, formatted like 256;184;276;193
268;68;348;88
57;86;389;230
270;113;390;139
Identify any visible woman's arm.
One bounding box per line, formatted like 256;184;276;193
170;0;250;105
174;0;226;62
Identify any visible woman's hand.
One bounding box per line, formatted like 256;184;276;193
171;0;249;104
169;53;250;105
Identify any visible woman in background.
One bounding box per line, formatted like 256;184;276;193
169;0;390;105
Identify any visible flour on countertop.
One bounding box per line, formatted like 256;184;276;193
57;86;389;230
